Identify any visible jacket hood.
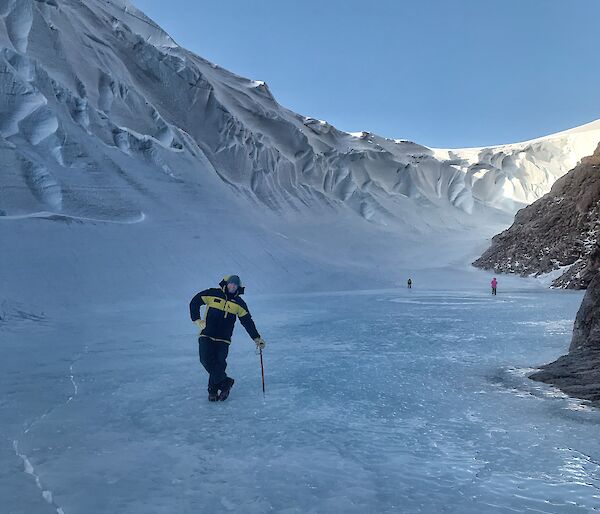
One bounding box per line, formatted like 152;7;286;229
220;276;245;295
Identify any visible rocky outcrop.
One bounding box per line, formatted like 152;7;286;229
473;144;600;288
530;244;600;403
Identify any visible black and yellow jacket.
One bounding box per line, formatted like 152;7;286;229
189;278;260;344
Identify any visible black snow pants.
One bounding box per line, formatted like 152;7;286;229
198;336;230;393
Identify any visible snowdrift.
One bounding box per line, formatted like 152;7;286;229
0;0;599;308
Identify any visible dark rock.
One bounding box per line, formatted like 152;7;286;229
530;244;600;403
473;144;600;289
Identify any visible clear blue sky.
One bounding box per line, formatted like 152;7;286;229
133;0;600;148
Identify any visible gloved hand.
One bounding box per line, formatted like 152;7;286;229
194;319;206;332
254;337;266;349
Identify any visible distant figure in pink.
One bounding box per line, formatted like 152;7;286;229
491;277;498;295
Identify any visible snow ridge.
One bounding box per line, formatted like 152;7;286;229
0;0;599;228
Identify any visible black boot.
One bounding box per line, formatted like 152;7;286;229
218;377;235;401
208;386;218;402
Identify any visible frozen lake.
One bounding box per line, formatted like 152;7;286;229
3;286;600;513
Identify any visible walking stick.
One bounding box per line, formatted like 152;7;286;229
259;348;266;395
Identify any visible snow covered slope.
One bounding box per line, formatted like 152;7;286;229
1;0;599;224
0;0;599;308
432;119;600;213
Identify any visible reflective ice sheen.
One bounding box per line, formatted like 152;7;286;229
3;288;600;513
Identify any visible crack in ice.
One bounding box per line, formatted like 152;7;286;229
12;347;88;514
12;439;65;514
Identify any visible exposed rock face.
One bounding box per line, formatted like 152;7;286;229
473;144;600;288
530;244;600;403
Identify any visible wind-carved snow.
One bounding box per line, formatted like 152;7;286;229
0;0;599;227
22;159;62;210
0;210;146;223
0;52;46;139
433;124;600;213
97;72;115;114
3;0;33;53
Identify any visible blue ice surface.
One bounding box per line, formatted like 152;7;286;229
2;285;600;513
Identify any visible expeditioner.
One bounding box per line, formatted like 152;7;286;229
189;275;266;401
